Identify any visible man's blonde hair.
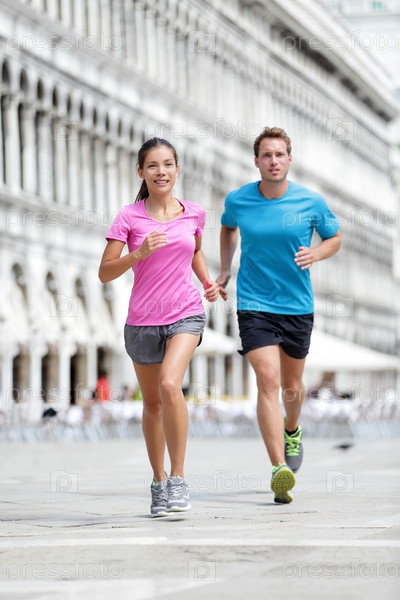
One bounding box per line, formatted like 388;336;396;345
254;127;292;157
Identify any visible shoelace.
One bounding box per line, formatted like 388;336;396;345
168;479;185;500
285;436;301;456
151;483;167;503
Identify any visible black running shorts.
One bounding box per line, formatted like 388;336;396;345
237;310;314;359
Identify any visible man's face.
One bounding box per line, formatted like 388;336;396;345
254;138;292;183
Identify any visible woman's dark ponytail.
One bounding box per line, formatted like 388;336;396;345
134;137;178;203
135;180;149;203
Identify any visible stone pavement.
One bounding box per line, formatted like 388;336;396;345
0;435;399;600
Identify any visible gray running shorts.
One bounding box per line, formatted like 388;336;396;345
124;313;206;365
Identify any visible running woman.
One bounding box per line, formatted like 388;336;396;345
99;137;225;516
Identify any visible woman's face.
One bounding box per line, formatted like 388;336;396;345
138;145;179;197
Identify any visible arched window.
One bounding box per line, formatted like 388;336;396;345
1;62;11;185
12;263;27;302
46;272;58;294
75;277;86;309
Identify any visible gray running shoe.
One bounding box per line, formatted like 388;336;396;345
150;479;168;517
271;464;295;504
166;476;191;512
284;425;304;473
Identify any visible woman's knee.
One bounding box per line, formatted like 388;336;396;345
159;376;182;401
143;398;163;417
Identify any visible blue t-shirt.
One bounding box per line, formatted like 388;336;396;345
221;180;340;315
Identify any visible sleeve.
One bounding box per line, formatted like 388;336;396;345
221;192;237;228
312;196;340;240
195;206;206;237
106;206;130;243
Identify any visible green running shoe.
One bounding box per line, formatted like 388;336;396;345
271;463;295;504
284;424;303;473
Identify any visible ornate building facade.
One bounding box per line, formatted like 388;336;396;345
0;0;399;421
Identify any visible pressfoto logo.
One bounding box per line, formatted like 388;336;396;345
7;208;117;230
144;120;261;141
281;31;400;55
326;118;354;141
188;31;216;53
144;471;261;493
326;470;354;493
187;384;217;406
52;122;77;141
188;559;216;581
326;294;354;318
6;32;123;54
282;560;399;580
336;207;399;228
50;295;78;318
6;560;123;580
50;471;78;493
187;209;216;231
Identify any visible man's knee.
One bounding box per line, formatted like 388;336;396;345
256;368;280;395
281;380;305;401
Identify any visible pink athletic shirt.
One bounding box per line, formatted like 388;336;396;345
106;199;206;326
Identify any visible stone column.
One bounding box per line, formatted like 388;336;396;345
118;147;131;207
87;1;100;39
36;111;53;202
110;0;124;60
0;352;13;417
58;331;73;413
166;23;177;92
232;354;244;398
176;32;187;97
156;10;167;88
214;58;224;118
199;50;213;111
106;142;118;216
46;0;59;20
21;106;37;195
73;0;86;32
60;0;72;28
67;122;80;207
28;332;45;423
79;130;93;212
145;6;158;79
93;136;106;215
31;0;45;11
190;354;208;401
213;354;225;398
134;1;146;72
100;0;111;42
0;97;4;185
86;340;97;392
247;366;257;403
123;0;135;65
3;94;21;192
53;118;68;205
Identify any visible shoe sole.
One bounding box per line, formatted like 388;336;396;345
271;468;295;504
166;503;191;512
150;509;169;517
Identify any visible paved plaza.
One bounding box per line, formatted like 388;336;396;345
0;434;399;599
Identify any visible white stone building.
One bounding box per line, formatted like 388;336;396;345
0;0;399;422
316;0;400;375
